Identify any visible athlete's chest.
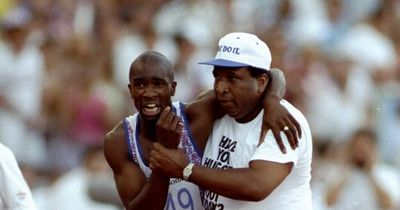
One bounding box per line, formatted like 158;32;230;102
138;134;155;164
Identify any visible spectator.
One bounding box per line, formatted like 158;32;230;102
325;128;400;210
0;6;46;168
0;142;37;210
44;145;120;210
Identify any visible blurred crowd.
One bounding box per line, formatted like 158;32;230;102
0;0;400;209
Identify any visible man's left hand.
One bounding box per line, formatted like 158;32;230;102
260;95;302;153
156;107;183;149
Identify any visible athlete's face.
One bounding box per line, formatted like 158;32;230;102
128;62;176;122
213;66;268;123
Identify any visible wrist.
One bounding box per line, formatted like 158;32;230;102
182;163;195;181
265;92;281;100
263;93;281;107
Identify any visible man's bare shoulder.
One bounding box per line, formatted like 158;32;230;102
103;121;129;171
105;121;125;143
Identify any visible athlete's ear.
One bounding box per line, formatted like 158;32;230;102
127;83;134;99
170;81;177;96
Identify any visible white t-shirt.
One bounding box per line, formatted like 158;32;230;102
328;165;400;210
201;100;313;210
0;143;36;210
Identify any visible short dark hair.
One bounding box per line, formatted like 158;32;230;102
128;51;174;83
249;66;269;78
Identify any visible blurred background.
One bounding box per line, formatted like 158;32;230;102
0;0;400;209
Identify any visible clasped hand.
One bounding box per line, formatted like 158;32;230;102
151;106;189;178
156;106;183;149
149;143;188;179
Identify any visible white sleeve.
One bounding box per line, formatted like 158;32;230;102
0;145;37;210
250;130;298;166
374;165;400;205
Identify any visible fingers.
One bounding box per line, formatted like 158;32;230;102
157;106;176;126
283;122;296;150
288;114;302;139
278;111;300;149
157;106;183;131
260;118;299;153
149;156;160;170
150;143;170;169
284;114;300;150
153;142;166;152
258;122;272;147
158;106;171;123
149;148;162;170
270;126;287;154
171;115;183;134
258;125;268;147
259;121;288;153
278;106;301;149
164;109;175;124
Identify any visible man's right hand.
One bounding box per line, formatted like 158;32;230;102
156;107;183;149
149;143;189;179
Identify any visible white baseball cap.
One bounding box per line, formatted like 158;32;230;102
199;32;271;71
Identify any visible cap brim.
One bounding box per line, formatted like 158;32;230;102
198;59;250;67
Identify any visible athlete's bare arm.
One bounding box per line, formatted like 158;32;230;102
103;122;169;210
262;69;301;153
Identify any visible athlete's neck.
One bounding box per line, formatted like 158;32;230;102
140;121;157;141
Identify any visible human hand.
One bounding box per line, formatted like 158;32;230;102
260;94;301;153
326;174;348;206
149;143;189;179
156;107;183;149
